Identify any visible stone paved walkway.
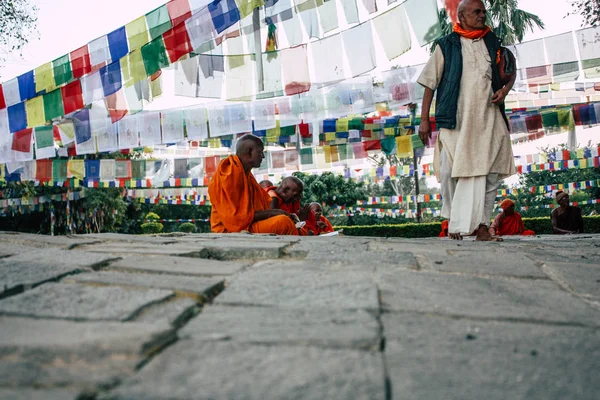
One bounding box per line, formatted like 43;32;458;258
0;231;598;399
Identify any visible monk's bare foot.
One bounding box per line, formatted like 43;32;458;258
476;225;503;241
449;232;462;240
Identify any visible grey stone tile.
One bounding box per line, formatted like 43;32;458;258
181;305;380;350
378;270;600;326
104;341;385;400
383;312;600;400
135;297;200;327
64;271;224;300
542;261;600;300
0;316;174;390
0;249;119;297
216;261;379;309
0;283;173;321
108;255;247;276
0;388;80;400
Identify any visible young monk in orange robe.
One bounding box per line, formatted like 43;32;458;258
307;202;335;235
266;176;313;235
208;134;298;235
489;199;535;236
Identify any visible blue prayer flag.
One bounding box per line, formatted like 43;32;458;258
7;102;27;133
85;159;101;179
323;119;336;133
208;0;240;34
107;26;129;61
73;108;92;144
99;61;123;97
17;71;36;101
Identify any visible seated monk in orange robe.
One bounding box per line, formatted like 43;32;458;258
208;134;298;235
266;176;312;235
307;202;335;235
439;220;449;237
489;199;535;236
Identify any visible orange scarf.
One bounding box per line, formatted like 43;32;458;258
452;24;490;39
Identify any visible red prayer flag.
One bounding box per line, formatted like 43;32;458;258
61;80;84;115
163;23;193;63
562;150;571;160
0;84;6;109
70;45;92;79
363;140;382;151
36;159;52;181
298;122;310;137
105;89;128;123
167;0;192;27
12;128;33;152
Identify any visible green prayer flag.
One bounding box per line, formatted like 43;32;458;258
280;125;296;136
131;160;146;179
52;160;68;180
53;54;73;86
43;89;64;121
348;118;364;130
142;37;170;76
541;111;559;128
35;125;54;148
411;133;425;149
300;148;313;165
146;5;172;40
381;136;396;155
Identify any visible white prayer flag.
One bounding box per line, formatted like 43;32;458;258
138;112;162;145
342;21;376;78
117;115;139;149
373;5;411;61
185;107;209;140
161;110;185;143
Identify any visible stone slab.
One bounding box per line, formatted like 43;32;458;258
0;248;119;297
76;244;203;256
383;312;600;400
0;316;174;390
0;283;173;321
181;305;380;350
378;270;600;326
0;231;101;249
542;261;600;300
64;271;224;300
108;255;247;276
0;388;80;400
103;340;386;400
136;297;200;328
215;261;379;309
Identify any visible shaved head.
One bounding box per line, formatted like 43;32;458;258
457;0;487;30
259;180;274;189
282;176;304;191
236;134;264;156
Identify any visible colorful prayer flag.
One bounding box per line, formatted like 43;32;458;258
126;17;150;51
61;80;84;115
25;96;45;128
163;23;193;63
107;26;129;61
43;89;64;121
7;102;27;132
167;0;192;27
17;71;36;101
146;5;173;40
12;128;33;152
52;54;73;87
141;37;170;76
208;0;241;34
99;61;123;97
70;45;92;79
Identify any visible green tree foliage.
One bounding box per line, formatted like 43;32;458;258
293;171;368;207
0;0;38;74
81;188;128;232
569;0;600;27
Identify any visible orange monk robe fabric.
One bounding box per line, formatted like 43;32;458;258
439;220;449;237
316;215;335;234
266;186;301;214
208;156;298;235
493;211;535;236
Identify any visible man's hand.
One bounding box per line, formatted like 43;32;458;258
316;221;328;230
490;88;506;105
297;204;311;221
418;119;431;145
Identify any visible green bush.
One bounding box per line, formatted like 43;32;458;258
179;222;197;233
335;216;600;238
145;212;161;221
141;221;164;234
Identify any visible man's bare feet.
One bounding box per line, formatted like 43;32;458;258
449;232;462;240
475;224;503;241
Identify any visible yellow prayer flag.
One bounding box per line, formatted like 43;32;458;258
121;50;146;87
550;83;561;91
396;135;412;158
68;160;85;180
35;62;55;93
126;16;149;51
209;138;220;148
323;145;332;163
25;97;45;127
266;120;280;142
577;148;584;159
57;121;75;141
295;0;322;13
375;102;387;112
336;118;349;132
150;76;163;99
235;0;265;18
384;127;395;136
539;153;548;163
402;165;410;176
325;132;336;141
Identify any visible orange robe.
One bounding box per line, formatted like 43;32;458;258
492;212;535;236
315;215;334;234
266;186;300;214
208;156;298;235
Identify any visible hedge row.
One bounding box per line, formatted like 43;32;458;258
335;216;600;238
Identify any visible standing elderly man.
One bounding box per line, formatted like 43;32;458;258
418;0;516;241
208;134;298;235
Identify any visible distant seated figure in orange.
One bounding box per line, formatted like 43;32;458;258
308;202;335;235
208;134;298;235
438;220;449;237
489;199;535;236
259;180;274;190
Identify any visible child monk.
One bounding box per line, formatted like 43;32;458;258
307;202;335;235
265;177;313;234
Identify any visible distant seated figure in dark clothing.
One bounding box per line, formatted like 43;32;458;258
551;191;584;234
